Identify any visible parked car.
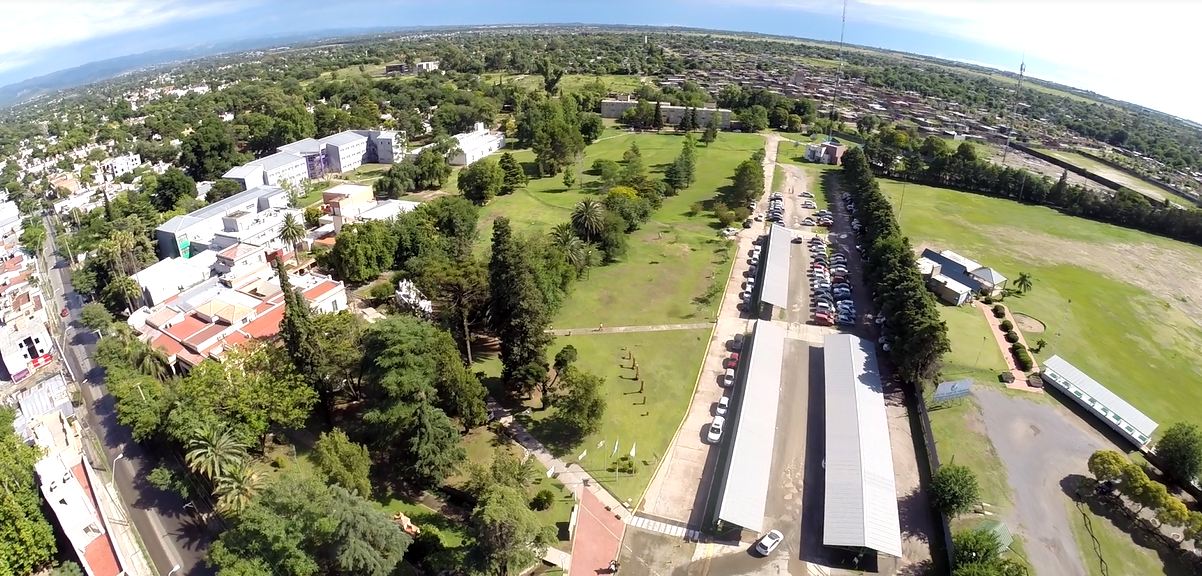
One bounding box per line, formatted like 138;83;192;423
728;333;744;351
716;396;730;416
60;306;69;318
814;313;834;326
722;368;736;387
816;302;834;314
707;416;726;443
791;236;806;244
743;218;754;228
836;315;855;327
801;218;816;226
724;354;740;369
739;290;754;301
721;227;739;237
756;530;785;555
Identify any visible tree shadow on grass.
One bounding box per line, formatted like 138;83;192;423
1059;474;1201;576
517;412;579;458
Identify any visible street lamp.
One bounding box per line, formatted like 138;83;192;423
167;564;181;576
111;452;124;472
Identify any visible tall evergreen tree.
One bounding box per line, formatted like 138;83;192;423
497;152;527;195
702;113;719;146
488;218;552;396
275;260;323;414
653;100;664;130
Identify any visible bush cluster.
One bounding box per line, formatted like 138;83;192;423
1004;330;1020;344
1010;343;1033;371
607;455;637;474
998;319;1013;331
991;304;1006;319
529;489;555;511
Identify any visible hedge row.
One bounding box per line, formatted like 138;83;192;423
1011;343;1033;371
840;148;949;387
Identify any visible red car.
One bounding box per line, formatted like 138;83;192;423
60;307;69;318
814;313;834;326
724;353;741;369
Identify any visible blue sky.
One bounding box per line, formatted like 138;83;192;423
4;0;1198;121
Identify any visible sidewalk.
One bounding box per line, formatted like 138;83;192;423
975;301;1043;392
85;458;155;576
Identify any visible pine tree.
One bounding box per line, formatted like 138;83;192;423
498;152;527;195
653;101;664;130
702;113;719;146
274;259;323;414
488;218;552;395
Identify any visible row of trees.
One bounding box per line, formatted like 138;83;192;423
861;125;1202;251
1087;450;1202;542
841;146;951;387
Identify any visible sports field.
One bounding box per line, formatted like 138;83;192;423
881;179;1202;433
1035;148;1193;206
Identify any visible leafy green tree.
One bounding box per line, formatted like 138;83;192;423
151;167;197;212
1155;422;1202;485
327;485;411;576
535;56;564;94
421;257;490;366
463;452;536;499
79;301;114;333
373;161;417;198
18;218;45;255
458;158;505;205
469;485;555;574
562;167;576;189
731;157;765;204
106;368;169;441
497;152;527;194
412;145;453;190
208;179;244;202
1087;450;1128;483
555;366;606;439
489;218;552;396
952;528;1003;568
0;409;58;575
49;562;84;576
313;429;373;497
215;460;267;514
737;105;770;131
579;112;604;144
179;118;245;181
930;464;980;517
403;400;467;486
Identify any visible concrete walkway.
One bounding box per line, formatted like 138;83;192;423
542;547;572;571
546;322;713;336
975;301;1044;392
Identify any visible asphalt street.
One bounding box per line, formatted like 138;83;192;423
43;218;215;576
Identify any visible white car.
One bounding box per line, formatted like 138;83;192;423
707;416;726;443
756;529;784;555
716;396;730;416
722;368;736;387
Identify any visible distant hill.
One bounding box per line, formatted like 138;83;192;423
0;27;410;108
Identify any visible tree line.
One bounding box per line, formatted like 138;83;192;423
841;146;951;388
862;124;1202;252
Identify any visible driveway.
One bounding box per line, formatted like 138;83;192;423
973;386;1109;576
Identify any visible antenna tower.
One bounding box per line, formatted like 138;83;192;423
827;0;848;143
1001;58;1026;164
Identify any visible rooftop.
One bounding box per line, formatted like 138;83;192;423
320;131;367;147
247;150;305;172
1042;355;1159;444
761;225;792;308
822;333;902;558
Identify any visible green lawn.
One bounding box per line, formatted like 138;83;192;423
1035;148;1192;206
1065;499;1173;576
938;304;1007;383
484;329;711;505
479;131;763;327
881;180;1202;434
928;397;1012;515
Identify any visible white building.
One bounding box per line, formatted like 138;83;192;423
450;122;505;166
223;130;397;189
154;185;293;259
415;60;440;72
0;201;22;237
320;131;369;173
99;153;141;181
246;152;309;188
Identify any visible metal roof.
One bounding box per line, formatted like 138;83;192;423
1041;355;1158;443
761;224;792;308
716;320;785;533
822;333;902;558
319;131;367;147
247;151;305;172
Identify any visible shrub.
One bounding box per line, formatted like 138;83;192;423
530;489;555;511
981;295;994;305
1004;330;1020;344
998;320;1013;331
991;304;1006;318
606;455;637;474
1011;345;1034;371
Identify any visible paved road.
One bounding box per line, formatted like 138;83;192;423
43;218;214;576
974;386;1107;576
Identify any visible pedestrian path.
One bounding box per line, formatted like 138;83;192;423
542;547;571;571
627;513;702;541
546;322;713;336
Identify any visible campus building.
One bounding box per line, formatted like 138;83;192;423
223;129;399;189
804;141;848;165
449;122;506;165
154;184;297;259
320;184;420;233
917;248;1008;301
1040;355;1159;448
599;97;733;129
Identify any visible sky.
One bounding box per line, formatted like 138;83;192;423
2;0;1198;121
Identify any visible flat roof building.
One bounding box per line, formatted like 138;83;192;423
1040;355;1158;448
450;122;505;166
155;184;292;259
759;225;792;310
822;333;902;558
600;98;733;129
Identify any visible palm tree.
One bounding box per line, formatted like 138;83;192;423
100;230;138;276
277;213;306;262
215;460;265;514
571;199;605;242
1014;272;1033;294
104;275;143;314
549;223;586;271
133;343;171;380
185;423;248;481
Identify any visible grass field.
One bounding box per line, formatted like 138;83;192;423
881;179;1202;433
1035;148;1192;206
1065;498;1176;576
775;142;841;210
475;329;711;505
938;304;1008;383
928;397;1012;515
481;73;648;94
478;131;764;327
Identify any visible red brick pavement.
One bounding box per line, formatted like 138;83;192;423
569;488;626;576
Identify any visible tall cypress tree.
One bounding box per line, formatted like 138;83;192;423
275;259;324;414
488;218;551;396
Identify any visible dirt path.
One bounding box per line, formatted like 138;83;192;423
546;322;713;336
974;386;1110;576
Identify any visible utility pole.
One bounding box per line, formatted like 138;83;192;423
1000;58;1027;165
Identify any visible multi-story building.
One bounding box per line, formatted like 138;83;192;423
99;153;141;182
223;130;398;190
0;212;52;385
154;184;295;259
449;122;506;166
321;184;420;233
320;132;369;173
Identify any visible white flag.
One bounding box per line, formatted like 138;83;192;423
546;466;555;478
578;449;588;461
612;438;620;459
597;440;605;449
629;443;637;459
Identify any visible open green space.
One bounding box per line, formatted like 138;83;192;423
1035;148;1192;206
482;73;648;94
481;329;711;505
881;179;1202;433
775;144;841;210
928;398;1012;515
938;304;1007;383
478;131;764;326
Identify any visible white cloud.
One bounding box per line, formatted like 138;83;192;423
1;0;245;64
732;0;1202;120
